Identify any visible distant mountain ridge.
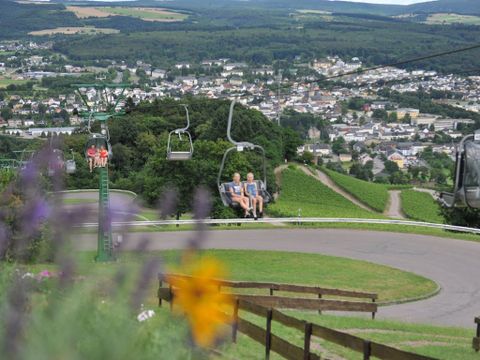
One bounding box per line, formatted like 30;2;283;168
405;0;480;15
45;0;480;16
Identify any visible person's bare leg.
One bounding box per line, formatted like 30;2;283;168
252;198;257;217
258;196;263;213
241;198;249;215
89;159;93;172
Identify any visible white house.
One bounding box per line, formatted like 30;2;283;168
175;62;191;69
151;69;167;79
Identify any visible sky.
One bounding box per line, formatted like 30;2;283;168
333;0;434;4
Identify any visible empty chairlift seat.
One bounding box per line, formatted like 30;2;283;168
166;105;194;161
166;131;194;161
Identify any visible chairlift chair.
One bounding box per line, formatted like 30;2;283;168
66;149;76;174
440;130;480;208
217;100;272;208
84;134;113;160
48;149;65;177
166;105;194;161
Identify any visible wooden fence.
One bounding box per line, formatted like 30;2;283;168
158;275;437;360
163;274;378;319
473;316;480;352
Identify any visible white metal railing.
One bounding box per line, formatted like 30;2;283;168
76;217;480;235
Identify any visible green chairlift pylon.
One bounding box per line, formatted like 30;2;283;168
73;83;129;262
96;166;113;261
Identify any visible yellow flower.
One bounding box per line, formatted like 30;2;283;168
167;258;233;347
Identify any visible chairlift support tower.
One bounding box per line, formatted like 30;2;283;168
440;129;480;209
74;83;129;262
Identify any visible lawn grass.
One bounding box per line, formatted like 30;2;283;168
63;198;97;205
269;168;380;218
322;167;390;212
222;312;475;360
401;190;444;224
14;249;437;303
158;249;437;303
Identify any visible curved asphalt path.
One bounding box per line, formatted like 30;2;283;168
74;227;480;328
61;190;141;222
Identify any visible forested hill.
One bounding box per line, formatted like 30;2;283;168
405;0;480;15
63;99;301;217
0;0;80;39
150;0;402;15
138;0;480;15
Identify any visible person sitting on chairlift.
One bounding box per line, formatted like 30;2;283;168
87;145;96;173
229;172;250;217
99;146;108;167
244;172;263;220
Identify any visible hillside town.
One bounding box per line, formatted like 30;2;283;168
1;41;479;172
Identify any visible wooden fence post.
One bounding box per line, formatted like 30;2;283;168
318;294;322;315
303;322;313;360
269;288;274;296
158;279;163;307
363;340;371;360
371;298;376;320
232;299;239;343
475;318;480;352
265;309;273;359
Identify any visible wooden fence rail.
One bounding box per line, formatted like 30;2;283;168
157;280;436;360
164;273;378;300
161;274;377;318
473;316;480;352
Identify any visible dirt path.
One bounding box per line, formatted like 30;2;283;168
299;166;375;212
385;190;405;219
273;164;289;200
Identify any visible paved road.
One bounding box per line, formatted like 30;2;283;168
75;228;480;328
385;190;405;219
60;190;140;222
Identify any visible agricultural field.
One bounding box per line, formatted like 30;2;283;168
322;168;390;212
28;27;119;36
0;78;30;88
66;6;188;22
401;190;444;224
424;13;480;25
294;9;333;21
269;168;380;219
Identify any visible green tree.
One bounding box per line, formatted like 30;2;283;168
384;160;399;174
332;137;346;155
282;127;302;161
